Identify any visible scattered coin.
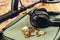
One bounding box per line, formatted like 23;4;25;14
37;30;45;37
20;26;46;38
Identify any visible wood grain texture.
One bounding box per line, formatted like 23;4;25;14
0;0;11;15
0;0;60;31
0;0;16;31
22;0;60;12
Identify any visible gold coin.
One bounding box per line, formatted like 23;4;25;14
21;26;29;33
24;32;31;38
38;31;45;35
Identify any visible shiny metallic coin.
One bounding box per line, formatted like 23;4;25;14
37;30;45;36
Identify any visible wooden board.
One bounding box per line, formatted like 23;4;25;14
0;0;60;31
0;0;11;15
22;0;60;12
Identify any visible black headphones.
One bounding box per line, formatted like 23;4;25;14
29;8;60;28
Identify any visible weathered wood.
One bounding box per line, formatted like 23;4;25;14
0;0;60;30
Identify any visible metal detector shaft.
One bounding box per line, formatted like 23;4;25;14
0;0;40;23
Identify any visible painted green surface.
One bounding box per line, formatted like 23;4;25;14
3;15;60;40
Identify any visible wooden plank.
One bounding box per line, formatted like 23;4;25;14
0;0;60;31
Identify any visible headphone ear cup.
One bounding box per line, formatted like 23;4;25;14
30;11;50;28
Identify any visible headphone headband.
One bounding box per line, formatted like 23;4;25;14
40;0;60;2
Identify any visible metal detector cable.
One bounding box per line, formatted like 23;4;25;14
19;0;24;7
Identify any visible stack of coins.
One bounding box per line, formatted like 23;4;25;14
21;26;31;38
24;32;31;38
